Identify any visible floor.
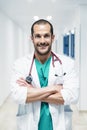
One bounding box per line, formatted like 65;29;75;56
0;96;87;130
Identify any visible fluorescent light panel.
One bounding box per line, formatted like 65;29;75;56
33;16;52;21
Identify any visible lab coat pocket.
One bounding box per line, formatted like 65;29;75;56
64;108;73;130
16;114;29;130
54;74;64;85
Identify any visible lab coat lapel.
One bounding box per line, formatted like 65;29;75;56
48;59;56;86
32;60;40;88
48;58;63;86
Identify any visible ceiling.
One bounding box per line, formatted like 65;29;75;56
0;0;87;34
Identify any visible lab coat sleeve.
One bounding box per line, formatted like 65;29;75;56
61;59;79;105
10;59;27;104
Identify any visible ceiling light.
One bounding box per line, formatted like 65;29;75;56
47;16;52;21
71;29;75;34
33;16;39;21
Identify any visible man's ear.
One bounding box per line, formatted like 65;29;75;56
31;36;33;41
52;35;55;42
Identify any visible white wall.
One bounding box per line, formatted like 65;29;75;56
0;10;29;106
79;5;87;110
56;7;80;69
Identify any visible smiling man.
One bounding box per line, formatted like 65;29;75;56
10;19;79;130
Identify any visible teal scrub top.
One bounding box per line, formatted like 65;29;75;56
35;56;53;130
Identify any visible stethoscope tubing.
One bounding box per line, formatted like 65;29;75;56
26;51;62;84
29;51;62;75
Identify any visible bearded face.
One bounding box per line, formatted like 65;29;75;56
31;23;55;56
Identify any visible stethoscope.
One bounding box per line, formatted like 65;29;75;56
26;51;66;84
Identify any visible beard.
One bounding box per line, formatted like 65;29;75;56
34;42;52;56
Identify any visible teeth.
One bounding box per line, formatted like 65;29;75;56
40;46;47;47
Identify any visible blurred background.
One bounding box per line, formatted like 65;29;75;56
0;0;87;130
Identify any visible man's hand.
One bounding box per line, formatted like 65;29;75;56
51;84;63;93
41;85;64;105
16;77;33;87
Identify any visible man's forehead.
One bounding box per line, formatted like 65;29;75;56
34;23;50;29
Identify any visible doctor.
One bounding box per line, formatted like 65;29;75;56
10;19;79;130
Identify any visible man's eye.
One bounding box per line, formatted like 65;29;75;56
44;34;50;38
35;35;41;38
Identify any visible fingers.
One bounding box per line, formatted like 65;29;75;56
16;77;33;88
53;84;63;93
16;77;28;86
56;84;63;90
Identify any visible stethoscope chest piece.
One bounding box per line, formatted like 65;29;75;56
26;75;32;84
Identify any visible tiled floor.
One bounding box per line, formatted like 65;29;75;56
0;96;87;130
72;105;87;130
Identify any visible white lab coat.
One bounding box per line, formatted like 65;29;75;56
10;52;79;130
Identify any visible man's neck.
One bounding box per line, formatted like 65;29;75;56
35;52;51;64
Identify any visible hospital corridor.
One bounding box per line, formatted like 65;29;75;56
0;0;87;130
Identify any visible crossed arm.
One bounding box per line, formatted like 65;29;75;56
16;78;64;105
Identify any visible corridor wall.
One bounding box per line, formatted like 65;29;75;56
79;5;87;110
0;10;29;106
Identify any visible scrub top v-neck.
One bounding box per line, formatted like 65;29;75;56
35;56;53;130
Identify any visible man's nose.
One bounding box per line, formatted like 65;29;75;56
40;36;45;43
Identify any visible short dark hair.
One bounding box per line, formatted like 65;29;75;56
31;19;54;36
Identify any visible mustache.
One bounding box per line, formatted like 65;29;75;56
37;43;49;47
